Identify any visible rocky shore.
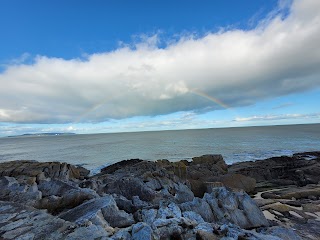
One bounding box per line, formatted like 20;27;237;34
0;152;319;239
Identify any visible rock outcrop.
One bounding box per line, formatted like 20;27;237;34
1;152;317;239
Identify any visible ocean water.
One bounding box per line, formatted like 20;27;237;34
0;124;319;174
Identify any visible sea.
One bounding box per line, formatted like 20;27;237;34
0;123;319;175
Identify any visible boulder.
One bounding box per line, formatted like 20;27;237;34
218;173;256;193
204;187;269;229
180;197;215;223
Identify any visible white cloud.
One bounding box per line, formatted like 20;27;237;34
234;113;320;122
0;0;320;124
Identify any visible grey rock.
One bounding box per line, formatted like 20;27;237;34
36;188;97;214
157;202;181;219
132;222;154;240
111;229;132;240
37;179;78;197
113;194;135;213
180;197;215;222
101;201;135;228
0;176;42;207
182;211;205;223
65;224;111;239
174;182;195;203
141;209;157;225
0;160;89;181
204;187;269;229
59;195;115;225
104;177;156;202
261;226;302;240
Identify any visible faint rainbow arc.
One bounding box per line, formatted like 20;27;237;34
190;89;230;109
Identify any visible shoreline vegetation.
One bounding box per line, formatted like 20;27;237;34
0;152;319;239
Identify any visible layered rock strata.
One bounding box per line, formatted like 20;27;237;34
0;152;319;239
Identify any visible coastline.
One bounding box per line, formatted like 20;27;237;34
0;152;319;239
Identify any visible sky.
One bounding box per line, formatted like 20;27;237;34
0;0;320;136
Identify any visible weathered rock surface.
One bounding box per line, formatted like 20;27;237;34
218;173;256;193
229;151;320;189
1;153;317;240
0;201;112;239
0;160;89;181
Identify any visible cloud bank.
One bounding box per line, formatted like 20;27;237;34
1;0;320;124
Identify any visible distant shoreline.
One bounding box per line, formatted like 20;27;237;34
7;132;76;138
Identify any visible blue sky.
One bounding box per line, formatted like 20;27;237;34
0;0;319;136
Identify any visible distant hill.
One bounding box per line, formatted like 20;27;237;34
8;133;76;137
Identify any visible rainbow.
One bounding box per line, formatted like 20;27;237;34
190;89;230;109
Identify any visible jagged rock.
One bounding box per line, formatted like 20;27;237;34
79;179;102;192
180;197;215;223
174;182;195;203
261;226;302;240
0;176;42;207
100;159;143;174
229;152;320;188
59;195;115;225
132;222;154;240
157;202;181;219
204;187;269;229
0;201;112;239
111;228;131;240
182;211;205;223
113;194;135;213
141;209;157;225
95;160;194;205
0;160;89;181
65;224;112;239
195;222;217;240
101;202;135;228
104;177;156;202
36;188;97;214
37;179;78;197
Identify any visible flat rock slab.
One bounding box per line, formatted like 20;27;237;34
59;195;114;224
